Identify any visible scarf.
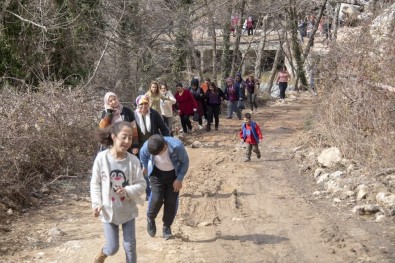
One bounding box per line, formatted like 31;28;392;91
135;110;151;135
104;92;123;124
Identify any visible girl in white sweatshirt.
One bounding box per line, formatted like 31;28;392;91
91;121;146;263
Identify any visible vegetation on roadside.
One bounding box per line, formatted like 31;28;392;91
312;19;395;170
0;84;98;209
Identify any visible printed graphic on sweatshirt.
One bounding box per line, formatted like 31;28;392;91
110;169;129;202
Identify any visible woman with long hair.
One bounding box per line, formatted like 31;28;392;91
206;82;226;131
145;81;169;112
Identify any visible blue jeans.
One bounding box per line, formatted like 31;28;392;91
102;219;136;263
227;101;241;119
278;82;288;99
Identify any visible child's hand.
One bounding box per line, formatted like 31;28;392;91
93;206;102;217
116;188;127;197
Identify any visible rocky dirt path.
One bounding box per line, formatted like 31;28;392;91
1;93;394;263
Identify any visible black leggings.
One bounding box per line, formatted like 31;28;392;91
207;104;220;127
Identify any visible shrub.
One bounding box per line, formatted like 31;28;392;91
314;23;395;169
0;82;99;209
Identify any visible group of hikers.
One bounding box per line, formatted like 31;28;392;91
298;15;333;45
231;14;255;36
89;70;287;262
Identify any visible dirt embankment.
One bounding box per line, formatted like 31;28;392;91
1;93;395;263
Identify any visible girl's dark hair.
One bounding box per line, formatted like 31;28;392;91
209;82;218;94
161;83;168;90
97;121;133;146
147;134;166;155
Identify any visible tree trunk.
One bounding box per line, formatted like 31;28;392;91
332;3;341;40
220;5;233;85
204;0;217;83
210;17;218;83
267;49;281;95
288;2;308;88
186;48;193;79
192;42;203;81
0;0;11;37
254;16;268;80
302;0;328;62
230;0;246;77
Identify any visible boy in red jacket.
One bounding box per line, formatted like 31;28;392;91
239;112;263;162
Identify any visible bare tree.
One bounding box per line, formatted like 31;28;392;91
230;0;246;77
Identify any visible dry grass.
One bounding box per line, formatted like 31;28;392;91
312;25;395;170
0;83;99;209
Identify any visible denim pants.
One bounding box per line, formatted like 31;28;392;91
278;82;288;99
227;100;241;119
162;116;174;133
103;218;136;263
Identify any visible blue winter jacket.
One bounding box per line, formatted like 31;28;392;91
139;137;189;181
242;121;260;143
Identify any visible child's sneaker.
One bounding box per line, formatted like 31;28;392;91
244;157;251;162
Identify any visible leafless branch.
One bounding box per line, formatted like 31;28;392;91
7;10;47;31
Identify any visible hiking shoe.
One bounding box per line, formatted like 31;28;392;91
257;154;261;159
244;158;251;162
206;125;211;132
163;226;172;240
93;244;107;263
147;218;156;237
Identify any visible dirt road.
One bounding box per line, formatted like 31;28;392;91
1;93;394;263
